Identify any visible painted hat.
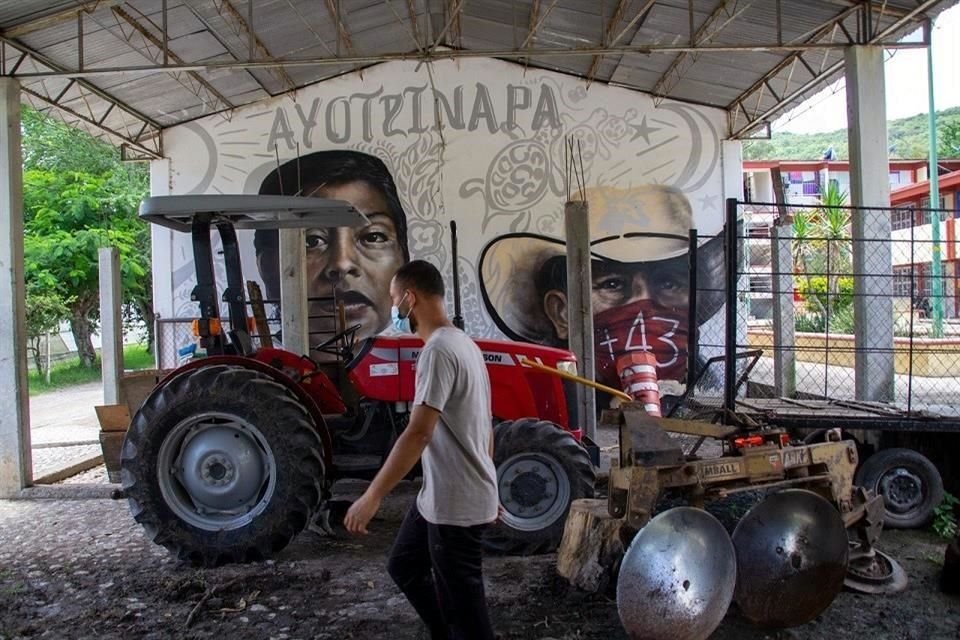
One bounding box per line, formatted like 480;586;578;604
478;184;725;343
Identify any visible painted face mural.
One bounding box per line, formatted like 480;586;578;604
254;150;410;345
159;58;726;382
478;185;726;402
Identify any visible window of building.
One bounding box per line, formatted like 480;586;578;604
749;275;772;293
747;223;771;238
891;206;913;231
917;198;932;225
893;265;913;297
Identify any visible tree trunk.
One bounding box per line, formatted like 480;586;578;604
136;299;156;355
556;499;628;594
28;336;43;375
70;310;97;368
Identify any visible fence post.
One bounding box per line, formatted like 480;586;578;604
724;198;740;416
154;314;162;369
99;247;123;406
771;224;796;398
279;229;310;356
564;200;596;441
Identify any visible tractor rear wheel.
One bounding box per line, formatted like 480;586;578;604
484;419;595;555
121;364;325;567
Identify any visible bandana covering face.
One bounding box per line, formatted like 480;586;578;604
593;299;689;392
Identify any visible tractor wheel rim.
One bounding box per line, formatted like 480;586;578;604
157;412;277;531
497;452;570;532
878;467;924;514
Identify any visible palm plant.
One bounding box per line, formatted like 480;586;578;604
792;208;825;315
815;181;851;301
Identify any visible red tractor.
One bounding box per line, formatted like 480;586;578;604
122;195;595;566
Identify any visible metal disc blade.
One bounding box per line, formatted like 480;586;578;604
617;507;737;640
732;489;849;629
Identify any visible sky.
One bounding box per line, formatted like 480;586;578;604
774;4;960;134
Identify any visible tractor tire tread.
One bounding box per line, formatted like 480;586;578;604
121;364;325;567
855;447;944;529
484;419;595;556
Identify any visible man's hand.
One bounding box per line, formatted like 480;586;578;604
344;492;382;535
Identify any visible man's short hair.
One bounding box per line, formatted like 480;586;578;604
253;149;409;260
394;260;445;298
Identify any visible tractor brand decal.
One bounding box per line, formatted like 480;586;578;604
400;348;421;362
782;447;811;468
389;348;516;364
369;363;399;377
700;460;743;481
482;351;516;365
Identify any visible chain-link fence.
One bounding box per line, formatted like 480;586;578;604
719;198;960;417
155;292;347;368
155;317;200;369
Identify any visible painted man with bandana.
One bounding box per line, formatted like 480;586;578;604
478;185;725;411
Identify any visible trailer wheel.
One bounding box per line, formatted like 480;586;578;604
121;364;325;566
484;419;595;555
855;448;943;529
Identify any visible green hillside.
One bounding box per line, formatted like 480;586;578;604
743;106;960;161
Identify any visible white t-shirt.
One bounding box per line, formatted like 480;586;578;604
413;326;499;526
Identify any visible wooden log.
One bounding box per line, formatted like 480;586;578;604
556;498;627;593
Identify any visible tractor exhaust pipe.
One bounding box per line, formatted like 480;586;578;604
450;220;465;330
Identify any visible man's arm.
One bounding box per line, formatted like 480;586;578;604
343;403;441;534
368;404;440;499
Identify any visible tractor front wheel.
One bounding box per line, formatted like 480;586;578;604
484;419;595;555
121;364;325;566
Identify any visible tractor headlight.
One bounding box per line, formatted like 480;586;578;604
556;360;578;376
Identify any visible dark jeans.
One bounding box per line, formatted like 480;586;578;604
387;503;495;640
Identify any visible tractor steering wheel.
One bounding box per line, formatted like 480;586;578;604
313;323;362;358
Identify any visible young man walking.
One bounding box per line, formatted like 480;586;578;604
344;260;499;640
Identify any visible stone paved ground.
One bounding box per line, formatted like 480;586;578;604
28;383;103;481
2;482;959;640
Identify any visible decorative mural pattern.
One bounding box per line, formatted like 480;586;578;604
158;57;727;402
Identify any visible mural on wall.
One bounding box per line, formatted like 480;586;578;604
159;57;727;403
479;185;725;399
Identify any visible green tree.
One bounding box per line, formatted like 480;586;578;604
23;170;149;367
21;107;125;175
941;121;960;158
24;290;71;376
21;107;152;366
745;106;960;161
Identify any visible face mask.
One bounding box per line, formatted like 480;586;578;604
592;299;689;392
391;292;413;333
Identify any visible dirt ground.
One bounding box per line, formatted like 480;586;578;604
2;472;959;640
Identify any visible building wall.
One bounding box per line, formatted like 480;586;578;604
150;57;730;392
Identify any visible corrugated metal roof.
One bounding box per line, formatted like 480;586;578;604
0;0;952;154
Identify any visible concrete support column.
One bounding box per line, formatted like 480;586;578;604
279;229;310;355
148;159;173;322
845;46;894;402
564;201;596;441
0;78;31;496
771;225;796;397
99;248;123;405
721;140;744;203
